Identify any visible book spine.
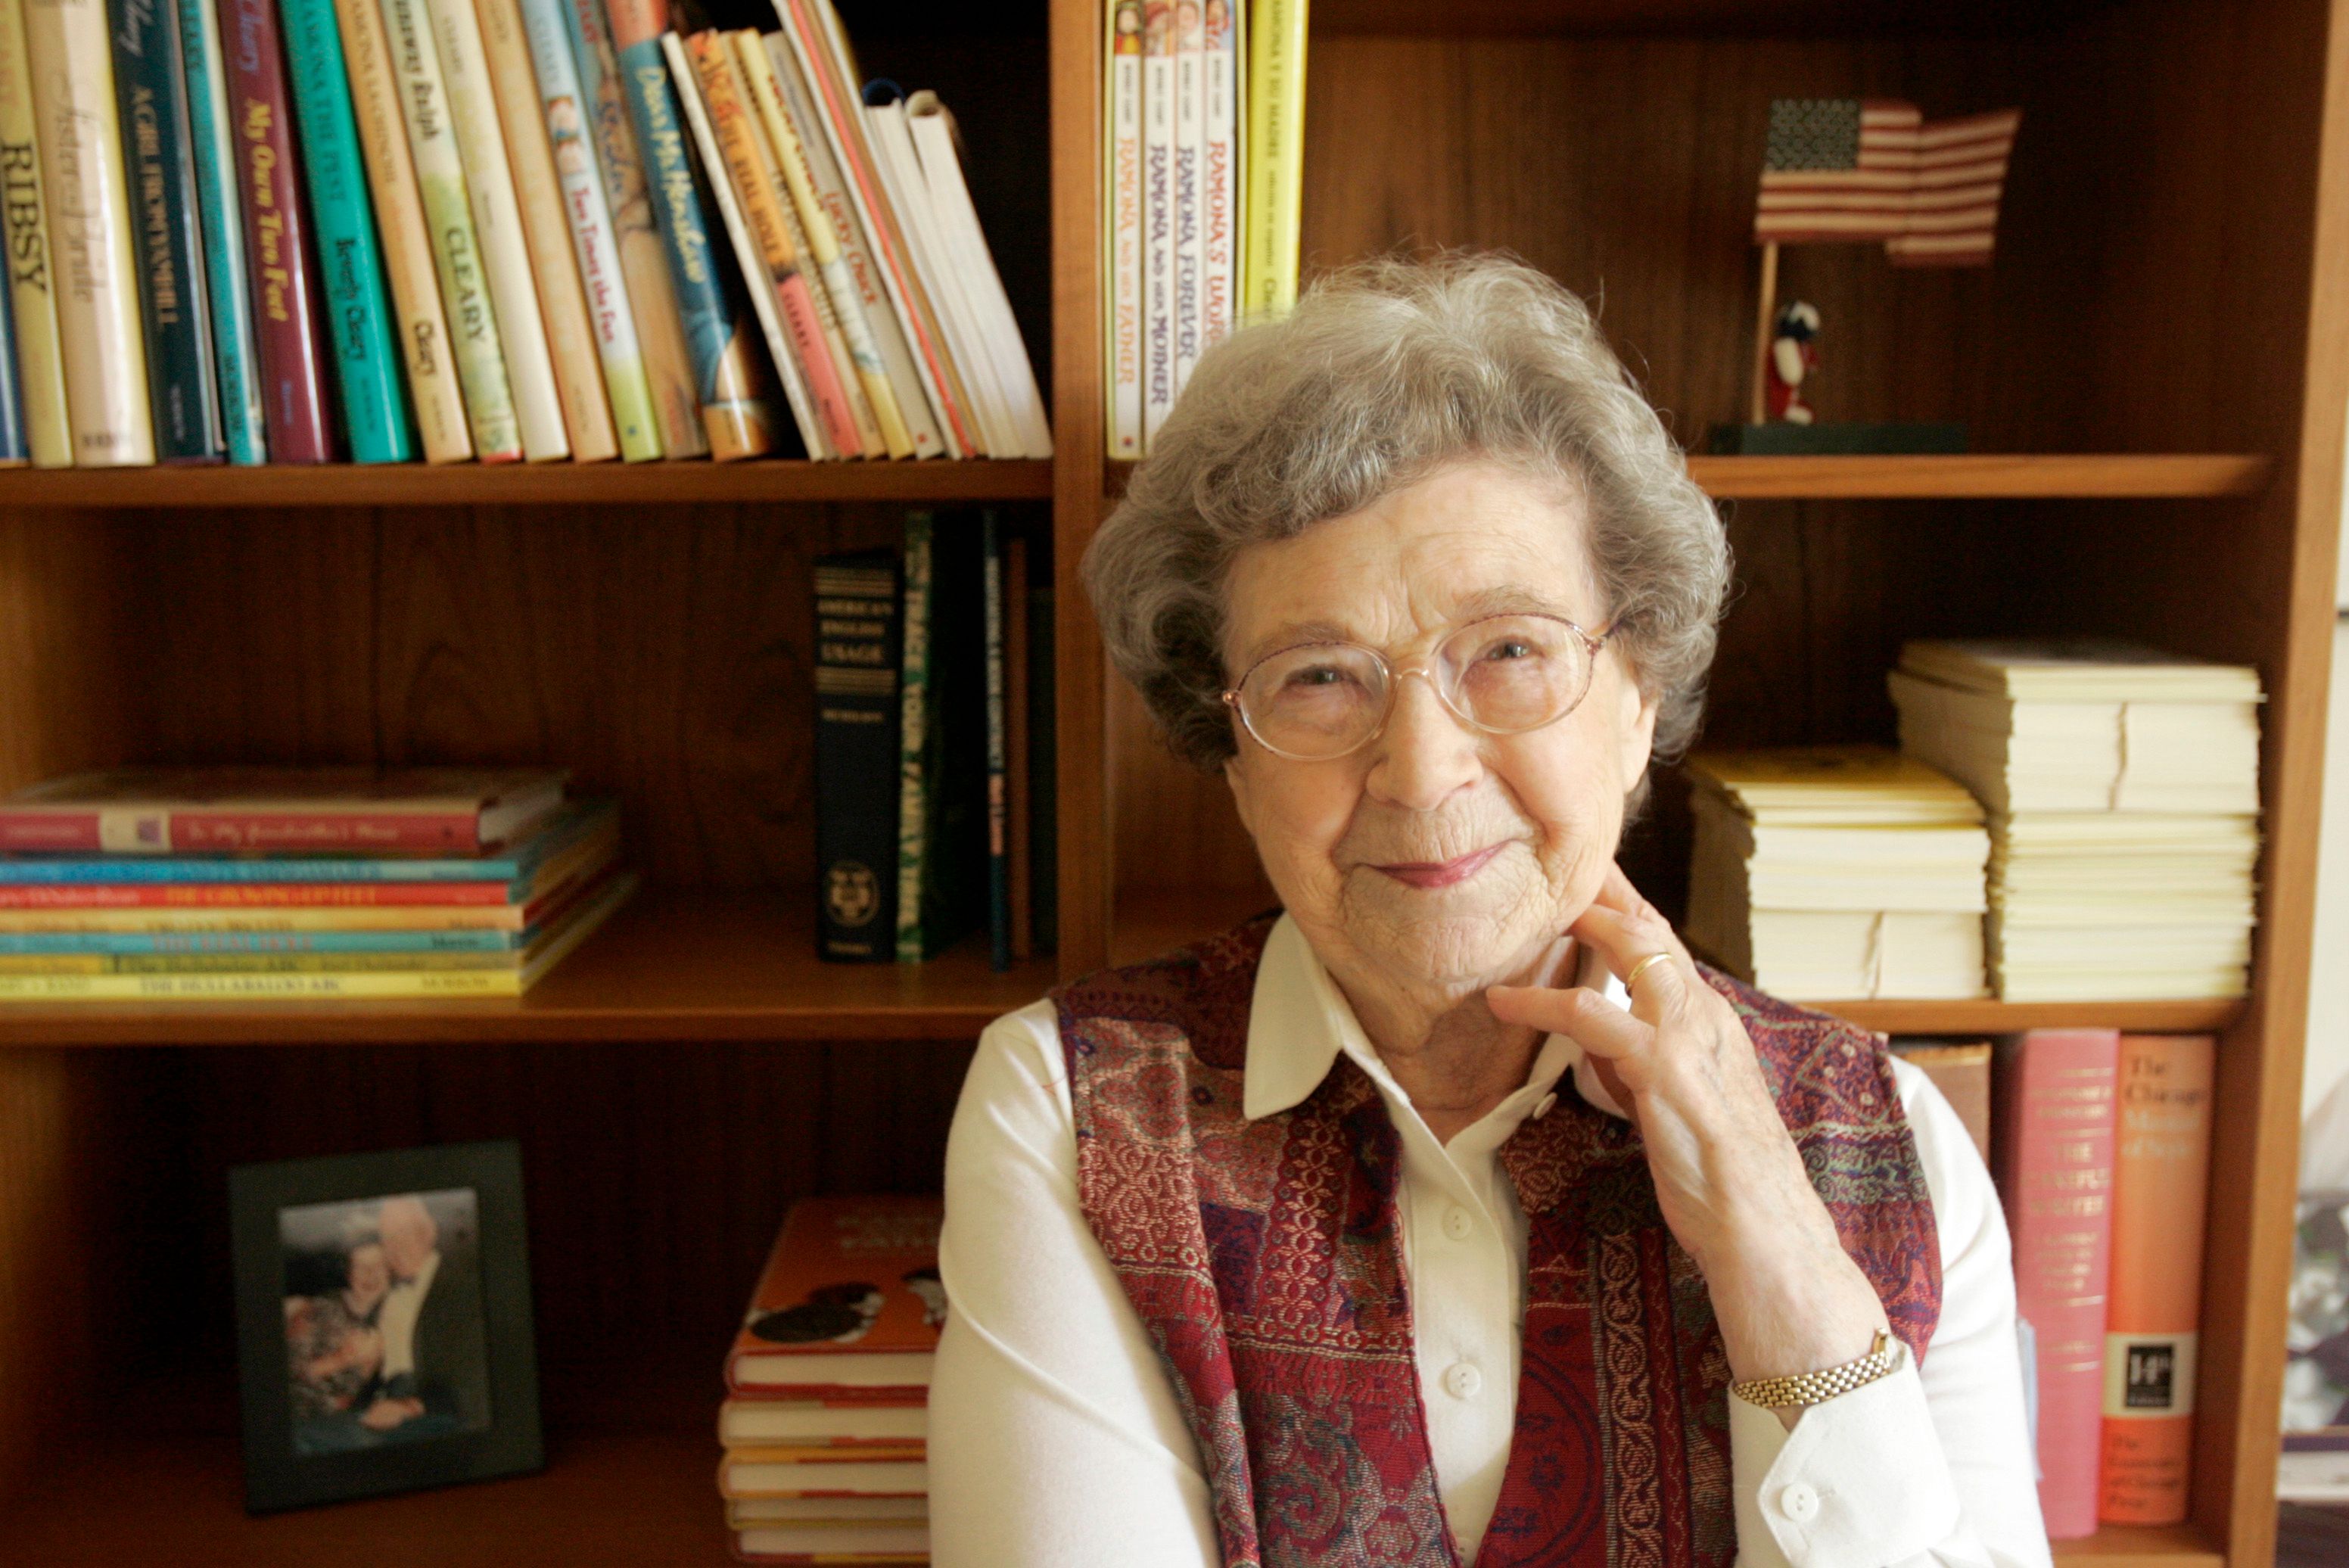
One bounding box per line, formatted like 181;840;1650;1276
1138;0;1171;444
474;0;613;459
2100;1032;2215;1526
1103;0;1139;458
516;0;657;459
0;241;22;460
605;0;774;460
812;552;901;961
738;28;904;458
1995;1027;2120;1540
683;30;852;456
426;0;567;459
0;903;528;929
24;0;156;464
1240;0;1303;317
774;0;972;457
282;0;428;463
0;0;72;465
110;0;223;462
0;881;522;907
894;509;932;963
219;0;330;459
1169;0;1199;399
563;0;702;456
322;0;460;462
1002;531;1030;960
1026;580;1054;952
0;807;486;851
758;29;936;459
982;511;1009;972
1200;0;1233;354
0;947;518;971
176;0;266;459
0;926;515;950
381;0;520;461
0;967;523;998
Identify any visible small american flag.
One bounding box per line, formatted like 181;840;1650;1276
1753;99;2021;266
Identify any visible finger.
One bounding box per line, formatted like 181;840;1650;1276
1486;983;1654;1061
1570;898;1694;988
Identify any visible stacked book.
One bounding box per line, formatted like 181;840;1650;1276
0;767;633;1000
721;1196;943;1565
1683;746;1992;1000
1889;639;2263;1001
1100;0;1308;457
0;0;1041;467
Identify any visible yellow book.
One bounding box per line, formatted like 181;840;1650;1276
0;0;73;466
1240;0;1306;319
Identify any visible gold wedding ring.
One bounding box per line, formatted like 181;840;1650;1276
1623;952;1671;994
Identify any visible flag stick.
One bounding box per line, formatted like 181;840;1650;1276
1748;241;1779;426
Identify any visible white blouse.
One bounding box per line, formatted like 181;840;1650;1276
932;916;2052;1567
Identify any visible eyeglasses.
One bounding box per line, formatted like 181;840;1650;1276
1221;613;1612;761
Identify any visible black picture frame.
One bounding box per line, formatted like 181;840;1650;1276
229;1140;542;1514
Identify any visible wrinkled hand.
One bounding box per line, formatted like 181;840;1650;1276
1488;864;1889;1389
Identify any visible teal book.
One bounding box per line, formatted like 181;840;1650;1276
276;0;415;463
175;0;266;461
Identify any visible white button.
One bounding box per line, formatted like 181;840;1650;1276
1443;1362;1483;1399
1533;1092;1559;1120
1441;1205;1475;1241
1777;1482;1820;1522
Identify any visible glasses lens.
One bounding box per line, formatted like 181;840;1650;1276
1439;615;1591;733
1237;644;1389;758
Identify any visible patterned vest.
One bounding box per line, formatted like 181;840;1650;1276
1055;915;1941;1568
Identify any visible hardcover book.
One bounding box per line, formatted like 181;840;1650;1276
0;244;23;462
110;0;225;462
1170;0;1201;397
0;766;568;854
1199;0;1234;354
894;510;986;963
1139;0;1171;444
174;0;266;461
718;1448;926;1500
1103;0;1140;457
725;1195;943;1395
0;0;73;466
982;512;1010;971
1241;0;1305;316
812;548;899;961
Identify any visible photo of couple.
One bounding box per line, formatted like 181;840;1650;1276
278;1188;493;1458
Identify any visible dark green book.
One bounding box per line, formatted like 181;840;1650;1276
110;0;224;462
813;549;901;963
894;512;988;963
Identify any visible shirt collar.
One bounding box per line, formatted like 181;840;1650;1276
1241;912;1635;1123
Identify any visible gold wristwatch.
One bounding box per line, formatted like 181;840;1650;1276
1729;1330;1900;1410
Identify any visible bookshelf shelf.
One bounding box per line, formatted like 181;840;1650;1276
1803;997;2247;1034
0;459;1056;509
2050;1523;2226;1568
0;889;1055;1047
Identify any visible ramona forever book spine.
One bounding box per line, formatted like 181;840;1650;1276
813;549;901;962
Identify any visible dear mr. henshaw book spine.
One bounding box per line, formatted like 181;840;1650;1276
814;549;901;963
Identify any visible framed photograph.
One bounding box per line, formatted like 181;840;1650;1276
229;1140;542;1513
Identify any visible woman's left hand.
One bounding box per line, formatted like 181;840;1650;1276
1488;863;1891;1391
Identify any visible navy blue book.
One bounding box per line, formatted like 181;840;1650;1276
0;263;24;464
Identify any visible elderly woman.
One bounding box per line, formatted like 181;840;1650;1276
932;257;2046;1568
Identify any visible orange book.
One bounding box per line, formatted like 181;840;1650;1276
726;1196;944;1398
2099;1033;2215;1524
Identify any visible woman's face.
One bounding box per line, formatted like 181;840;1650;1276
1220;461;1657;997
345;1244;390;1311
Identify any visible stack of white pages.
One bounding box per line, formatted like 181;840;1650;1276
1684;746;1991;1000
1889;639;2262;1000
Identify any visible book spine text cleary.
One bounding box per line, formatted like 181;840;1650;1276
382;0;522;462
0;969;526;1000
1103;0;1140;457
328;0;464;460
0;0;74;465
606;0;775;459
282;0;425;463
221;0;331;460
2100;1033;2215;1526
25;0;157;465
518;0;657;459
812;549;901;961
176;0;265;460
426;0;569;460
1200;0;1234;354
1240;0;1304;317
1995;1027;2120;1540
1169;0;1200;398
110;0;224;462
1139;0;1171;444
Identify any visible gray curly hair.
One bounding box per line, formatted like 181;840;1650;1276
1083;253;1731;782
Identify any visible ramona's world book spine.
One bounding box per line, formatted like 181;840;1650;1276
813;549;901;963
0;0;75;466
278;0;420;463
24;0;157;465
176;0;267;460
219;0;332;462
109;0;226;462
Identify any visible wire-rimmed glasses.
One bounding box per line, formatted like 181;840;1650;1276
1221;613;1612;762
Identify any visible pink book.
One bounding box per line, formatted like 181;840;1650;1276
1993;1028;2121;1538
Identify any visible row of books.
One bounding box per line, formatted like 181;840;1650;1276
0;0;1044;467
814;512;1055;969
1100;0;1307;458
720;1196;942;1564
1686;638;2262;1002
0;767;631;1000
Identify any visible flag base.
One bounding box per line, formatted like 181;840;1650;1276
1709;422;1968;456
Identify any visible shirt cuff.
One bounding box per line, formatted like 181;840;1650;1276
1730;1360;1962;1567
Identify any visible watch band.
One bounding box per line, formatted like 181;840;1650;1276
1728;1328;1900;1410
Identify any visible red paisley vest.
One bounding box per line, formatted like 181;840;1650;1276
1054;915;1940;1568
